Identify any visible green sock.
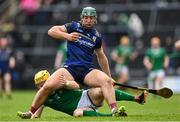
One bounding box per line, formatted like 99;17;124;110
115;89;136;101
83;110;112;116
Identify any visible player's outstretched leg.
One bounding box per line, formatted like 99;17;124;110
115;89;136;101
88;88;148;106
74;109;112;117
74;107;127;117
115;89;148;104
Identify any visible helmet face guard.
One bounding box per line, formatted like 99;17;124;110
81;7;97;25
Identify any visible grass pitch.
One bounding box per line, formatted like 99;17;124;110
0;90;180;121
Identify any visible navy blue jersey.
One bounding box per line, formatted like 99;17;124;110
0;48;12;73
64;21;102;68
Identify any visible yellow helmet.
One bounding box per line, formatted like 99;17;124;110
34;70;50;85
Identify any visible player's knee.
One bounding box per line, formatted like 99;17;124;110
4;73;11;82
4;79;11;85
155;77;163;82
103;77;114;86
95;88;103;97
73;109;83;117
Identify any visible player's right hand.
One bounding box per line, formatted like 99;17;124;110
146;64;152;71
67;32;79;42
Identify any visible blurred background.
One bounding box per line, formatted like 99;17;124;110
0;0;180;92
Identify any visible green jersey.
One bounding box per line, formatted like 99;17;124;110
116;45;132;66
44;89;82;115
145;48;167;71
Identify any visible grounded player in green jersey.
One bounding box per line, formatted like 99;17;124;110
111;36;137;85
17;70;148;119
143;36;169;90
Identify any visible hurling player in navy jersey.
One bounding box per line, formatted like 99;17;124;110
0;37;15;99
27;7;119;117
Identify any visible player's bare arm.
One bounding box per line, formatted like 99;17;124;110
31;106;44;119
164;56;169;69
95;47;111;77
111;50;118;62
111;50;125;64
48;25;79;41
143;57;152;71
9;56;15;69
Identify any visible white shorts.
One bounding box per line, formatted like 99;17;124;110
149;69;165;79
148;69;165;89
115;64;129;75
77;90;99;111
